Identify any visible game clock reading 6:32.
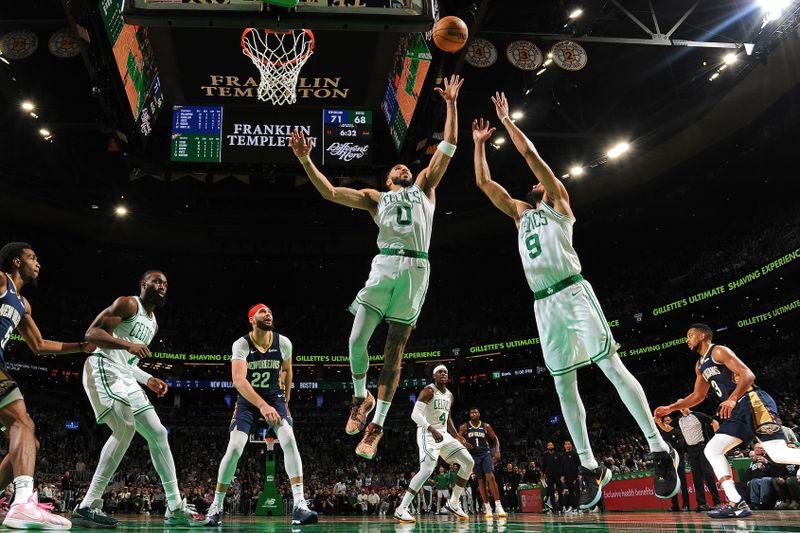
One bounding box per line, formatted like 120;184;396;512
323;109;372;164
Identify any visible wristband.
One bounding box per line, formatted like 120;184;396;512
501;115;511;124
437;141;457;157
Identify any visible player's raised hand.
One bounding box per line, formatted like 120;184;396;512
147;377;169;397
434;74;464;103
428;427;444;443
491;91;510;121
653;406;671;418
472;118;496;144
127;342;151;359
259;402;281;425
290;129;314;160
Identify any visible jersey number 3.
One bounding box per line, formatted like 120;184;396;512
526;234;542;259
251;371;271;388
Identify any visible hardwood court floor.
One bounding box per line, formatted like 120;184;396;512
88;511;800;532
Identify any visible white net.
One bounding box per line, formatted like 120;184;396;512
241;28;315;105
265;437;277;452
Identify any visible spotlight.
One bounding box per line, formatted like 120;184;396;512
115;206;128;217
709;72;720;81
759;0;790;21
607;142;629;159
570;166;584;176
21;101;35;112
568;8;584;19
543;58;553;66
38;128;51;137
495;137;506;145
724;53;737;64
536;68;547;76
511;110;524;120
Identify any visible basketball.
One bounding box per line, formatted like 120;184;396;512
432;16;468;53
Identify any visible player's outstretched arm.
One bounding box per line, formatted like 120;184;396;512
290;129;380;213
16;298;94;356
491;92;573;217
85;296;150;358
473;118;529;224
654;361;711;417
418;74;464;194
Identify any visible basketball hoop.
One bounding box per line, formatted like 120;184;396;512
241;28;315;105
265;436;277;452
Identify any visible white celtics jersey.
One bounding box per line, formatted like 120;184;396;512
375;183;434;253
518;203;582;293
423;384;453;431
97;296;157;367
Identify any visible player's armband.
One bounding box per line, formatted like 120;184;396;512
437;141;457;157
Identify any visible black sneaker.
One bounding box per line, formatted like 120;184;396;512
652;446;680;499
71;505;119;529
578;465;612;510
291;505;318;525
205;503;222;527
708;500;752;518
695;504;709;512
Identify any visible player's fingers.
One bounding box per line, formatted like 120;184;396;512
488;127;496;135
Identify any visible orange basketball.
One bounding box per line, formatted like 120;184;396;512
432;16;468;53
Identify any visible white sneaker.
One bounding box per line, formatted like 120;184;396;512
164;498;209;527
495;503;507;518
393;507;416;523
444;499;469;520
3;493;71;530
484;506;493;519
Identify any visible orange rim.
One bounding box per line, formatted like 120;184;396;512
241;28;315;68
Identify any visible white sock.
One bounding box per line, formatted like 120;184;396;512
12;476;33;503
485;503;492;512
353;376;367;399
721;480;742;503
292;483;305;507
135;409;182;509
451;485;464;502
212;491;226;509
495;500;503;509
400;491;415;510
596;354;668;453
277;421;303;479
372;400;391;427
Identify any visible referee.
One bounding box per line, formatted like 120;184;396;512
678;408;722;511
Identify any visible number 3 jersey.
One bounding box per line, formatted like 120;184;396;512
231;332;292;401
517;202;582;293
375;183;434;253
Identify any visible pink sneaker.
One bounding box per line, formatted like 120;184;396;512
2;492;71;530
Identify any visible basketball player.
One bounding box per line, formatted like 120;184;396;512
654;324;800;518
206;304;317;526
289;75;464;459
472;94;680;510
458;407;506;517
0;242;92;529
393;366;474;523
75;270;208;528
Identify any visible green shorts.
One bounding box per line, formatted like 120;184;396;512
349;254;430;327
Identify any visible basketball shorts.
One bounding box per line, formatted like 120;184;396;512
534;278;619;376
229;394;292;435
83;356;154;423
0;368;23;410
717;389;785;443
471;450;494;478
417;427;467;464
349;254;430;327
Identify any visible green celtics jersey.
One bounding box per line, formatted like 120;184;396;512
517;202;581;293
374;183;434;253
423;384;453;432
97;296;157;367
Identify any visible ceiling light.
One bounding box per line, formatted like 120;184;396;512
21;101;34;111
115;206;128;217
570;166;584;176
543;58;553;66
568;8;584;19
724;53;737;64
495;137;506;145
38;128;51;137
709;72;720;81
511;110;523;120
607;142;629;159
718;64;727;71
759;0;790;21
536;68;547;76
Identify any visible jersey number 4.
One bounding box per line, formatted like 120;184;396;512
251;371;271;388
526;234;542;259
439;412;447;425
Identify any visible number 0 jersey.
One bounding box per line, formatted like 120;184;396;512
420;384;453;432
518;203;582;293
375;183;434;253
231;332;292;399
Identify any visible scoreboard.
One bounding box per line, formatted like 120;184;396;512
171;106;371;165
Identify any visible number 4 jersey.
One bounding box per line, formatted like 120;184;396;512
517;202;581;294
231;332;292;400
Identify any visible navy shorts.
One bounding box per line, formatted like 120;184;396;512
229;394;292;435
471;450;494;478
717;389;784;443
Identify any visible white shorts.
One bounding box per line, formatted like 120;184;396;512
83;356;153;423
349;254;430;327
534;278;618;376
417;427;467;464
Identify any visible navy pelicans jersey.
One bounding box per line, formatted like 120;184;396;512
466;422;490;453
699;344;755;400
0;276;26;370
231;332;292;402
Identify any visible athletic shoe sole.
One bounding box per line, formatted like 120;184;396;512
443;501;469;520
393;514;416;523
70;516;118;529
580;467;613;509
3;518;72;530
655;448;681;499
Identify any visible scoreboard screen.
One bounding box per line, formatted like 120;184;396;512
170;106;371;165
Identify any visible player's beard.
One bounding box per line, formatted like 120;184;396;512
526;188;544;206
142;286;167;308
391;176;413;188
255;319;273;332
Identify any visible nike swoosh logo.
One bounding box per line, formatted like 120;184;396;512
571;290;581;296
